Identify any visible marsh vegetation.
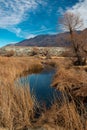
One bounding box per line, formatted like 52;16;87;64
0;56;86;130
0;12;87;129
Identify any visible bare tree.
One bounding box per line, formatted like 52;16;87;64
60;11;87;65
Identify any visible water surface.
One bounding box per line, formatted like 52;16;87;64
17;69;60;108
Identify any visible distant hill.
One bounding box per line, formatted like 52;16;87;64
8;29;87;47
14;33;70;47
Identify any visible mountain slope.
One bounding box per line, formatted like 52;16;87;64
15;33;70;47
13;29;87;47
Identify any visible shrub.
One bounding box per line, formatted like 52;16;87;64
5;50;15;57
31;47;39;56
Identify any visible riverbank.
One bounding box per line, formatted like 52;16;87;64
52;57;87;97
38;57;87;130
0;56;44;130
0;56;87;130
0;56;43;85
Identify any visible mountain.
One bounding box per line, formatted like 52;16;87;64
15;33;70;47
11;29;87;47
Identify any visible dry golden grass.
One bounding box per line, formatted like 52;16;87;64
35;57;87;130
0;56;43;129
0;56;43;85
0;84;35;130
0;128;8;130
0;56;87;130
37;89;87;130
47;57;87;130
52;57;87;97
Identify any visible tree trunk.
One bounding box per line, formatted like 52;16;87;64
70;31;86;66
74;55;86;66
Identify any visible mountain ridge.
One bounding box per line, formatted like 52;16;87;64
9;29;87;47
14;32;70;47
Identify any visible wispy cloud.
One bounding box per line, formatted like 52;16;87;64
0;0;46;37
0;0;37;27
66;0;87;29
30;27;54;34
26;34;36;39
57;7;64;15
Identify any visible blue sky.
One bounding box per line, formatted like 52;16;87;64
0;0;86;47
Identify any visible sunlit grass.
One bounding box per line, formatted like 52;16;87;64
0;56;87;130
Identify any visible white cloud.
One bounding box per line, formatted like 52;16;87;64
57;7;64;15
66;0;87;29
8;27;36;39
40;25;47;30
26;34;36;39
0;0;37;27
0;0;46;38
30;27;54;33
8;27;22;35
